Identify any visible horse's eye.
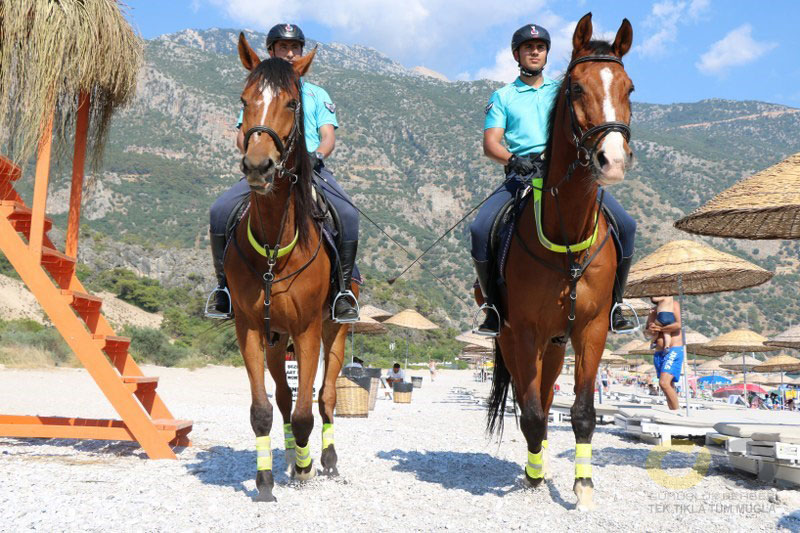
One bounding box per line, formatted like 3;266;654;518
287;99;299;110
571;84;583;96
629;85;635;95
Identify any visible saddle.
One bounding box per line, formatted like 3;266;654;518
223;173;361;286
485;185;622;315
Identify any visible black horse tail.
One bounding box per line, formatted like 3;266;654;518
486;339;512;437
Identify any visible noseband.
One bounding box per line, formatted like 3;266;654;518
242;82;303;182
564;55;631;167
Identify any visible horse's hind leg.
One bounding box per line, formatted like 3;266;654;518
265;334;294;474
235;320;277;502
291;322;324;480
318;320;348;476
539;342;566;480
570;322;606;511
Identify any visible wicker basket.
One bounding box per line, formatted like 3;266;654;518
335;376;370;417
393;382;413;404
411;376;423;388
368;377;379;411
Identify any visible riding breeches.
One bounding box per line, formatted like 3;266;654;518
469;171;636;262
208;164;359;242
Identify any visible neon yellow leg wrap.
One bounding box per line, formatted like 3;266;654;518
575;443;592;479
526;450;544;479
322;423;334;450
284;423;295;450
542;439;548;450
295;443;312;469
256;436;272;471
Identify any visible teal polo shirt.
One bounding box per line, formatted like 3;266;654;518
483;76;560;156
237;81;338;153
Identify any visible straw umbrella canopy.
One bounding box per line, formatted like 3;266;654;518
455;331;494;350
0;1;142;168
349;315;388;334
360;304;393;321
704;329;775;354
753;355;800;374
720;355;764;372
633;363;655;374
627;340;657;356
625;357;647;366
615;339;645;356
625;240;773;297
697;359;724;372
675;152;800;240
600;349;626;365
620;298;652;318
384;309;439;368
765;324;800;350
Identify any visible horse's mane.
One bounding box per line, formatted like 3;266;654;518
542;40;615;161
247;58;316;247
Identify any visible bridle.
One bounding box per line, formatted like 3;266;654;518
235;78;323;346
242;79;304;184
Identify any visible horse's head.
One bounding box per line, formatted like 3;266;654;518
566;13;634;186
237;32;315;195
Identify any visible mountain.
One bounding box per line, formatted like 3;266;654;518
12;28;800;338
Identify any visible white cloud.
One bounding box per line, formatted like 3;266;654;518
205;0;546;65
638;0;710;58
695;24;777;75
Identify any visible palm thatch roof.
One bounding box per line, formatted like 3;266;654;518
0;1;142;168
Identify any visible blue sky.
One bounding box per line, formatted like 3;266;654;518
125;0;800;107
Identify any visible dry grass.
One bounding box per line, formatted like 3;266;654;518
0;0;142;169
0;344;80;368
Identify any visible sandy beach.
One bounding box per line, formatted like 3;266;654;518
1;366;799;531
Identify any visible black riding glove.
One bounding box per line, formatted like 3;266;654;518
506;154;536;176
309;151;324;170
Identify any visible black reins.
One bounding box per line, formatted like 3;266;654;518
518;54;632;344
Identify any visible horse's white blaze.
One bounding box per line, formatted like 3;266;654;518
254;85;274;144
597;67;627;184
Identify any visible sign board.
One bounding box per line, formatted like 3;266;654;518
285;347;326;400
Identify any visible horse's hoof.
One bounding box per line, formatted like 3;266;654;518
292;463;317;481
574;479;595;511
576;502;596;512
322;466;339;477
254;491;277;503
524;475;545;488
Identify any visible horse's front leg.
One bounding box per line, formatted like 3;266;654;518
235;319;276;502
539;342;566;480
265;334;294;474
318;320;349;476
291;320;324;480
570;319;608;511
512;330;549;488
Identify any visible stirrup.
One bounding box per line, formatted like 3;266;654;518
609;302;641;334
332;290;360;323
204;287;233;319
471;303;501;338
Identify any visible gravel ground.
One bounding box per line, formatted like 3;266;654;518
1;366;799;532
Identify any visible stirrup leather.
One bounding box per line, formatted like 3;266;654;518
331;290;360;323
472;303;501;337
609;301;641;334
204;286;233;319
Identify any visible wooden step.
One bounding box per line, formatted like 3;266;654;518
0;201;53;236
122;375;159;394
152;418;193;432
93;335;132;354
61;290;102;313
0;156;21;183
40;246;76;275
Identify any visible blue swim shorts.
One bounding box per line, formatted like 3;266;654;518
656;312;676;326
653;346;685;383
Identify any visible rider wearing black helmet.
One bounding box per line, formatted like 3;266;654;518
469;23;636;336
207;23;361;324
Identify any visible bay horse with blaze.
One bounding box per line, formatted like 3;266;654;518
226;33;355;502
480;14;634;510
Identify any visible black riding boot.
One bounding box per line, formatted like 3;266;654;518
205;232;233;319
473;259;500;336
610;255;634;332
333;240;359;323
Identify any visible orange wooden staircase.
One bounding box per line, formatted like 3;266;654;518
0;100;191;459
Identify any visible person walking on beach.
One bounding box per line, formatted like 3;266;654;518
646;297;683;410
428;359;437;382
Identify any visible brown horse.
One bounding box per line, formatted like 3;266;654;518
481;14;634;510
226;33;355;502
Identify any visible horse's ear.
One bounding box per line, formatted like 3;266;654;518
238;32;261;72
613;18;633;58
293;46;317;78
572;12;593;54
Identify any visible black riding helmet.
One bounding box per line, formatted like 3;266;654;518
266;23;305;50
511;24;551;53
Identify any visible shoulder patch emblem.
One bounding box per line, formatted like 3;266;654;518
324;102;336;114
485;102;494;115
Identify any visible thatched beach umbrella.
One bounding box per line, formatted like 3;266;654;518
753;355;800;408
384;309;439;369
455;331;494;350
720;355;764;372
360;305;393;322
675;152;800;240
615;339;645;356
620;298;652;318
704;329;774;354
0;1;142;167
624;240;773;415
601;350;626;365
765;324;800;350
347;315;388;365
